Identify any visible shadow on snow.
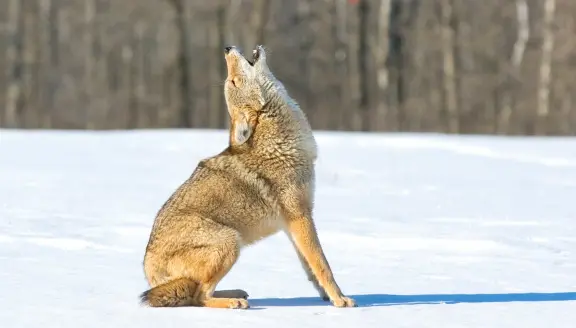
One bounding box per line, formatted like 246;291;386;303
249;292;576;308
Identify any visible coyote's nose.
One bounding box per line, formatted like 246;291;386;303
224;46;235;54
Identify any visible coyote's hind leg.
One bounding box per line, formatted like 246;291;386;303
161;221;250;309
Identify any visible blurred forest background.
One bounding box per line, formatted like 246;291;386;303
0;0;575;135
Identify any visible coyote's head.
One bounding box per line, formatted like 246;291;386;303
223;46;264;111
223;45;282;145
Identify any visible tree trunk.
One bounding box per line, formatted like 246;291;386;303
5;0;23;127
440;0;459;133
332;0;350;130
84;0;96;128
357;0;369;131
497;0;529;134
372;0;391;131
170;0;194;128
536;0;556;134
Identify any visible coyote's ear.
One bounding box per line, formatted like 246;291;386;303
231;112;254;146
253;45;270;72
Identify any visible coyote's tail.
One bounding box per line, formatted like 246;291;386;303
140;277;199;307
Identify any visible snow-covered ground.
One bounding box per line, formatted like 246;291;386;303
1;129;575;327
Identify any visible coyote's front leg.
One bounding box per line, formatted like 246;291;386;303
286;231;330;301
282;187;356;308
285;216;356;307
286;232;329;301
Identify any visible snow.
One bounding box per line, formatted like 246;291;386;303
1;129;575;328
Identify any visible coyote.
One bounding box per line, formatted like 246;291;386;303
140;45;356;309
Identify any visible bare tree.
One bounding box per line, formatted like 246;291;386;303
372;0;392;131
332;0;350;130
241;0;269;50
439;0;459;133
169;0;194;127
497;0;529;133
4;0;22;127
84;0;96;128
537;0;556;134
225;0;241;44
357;0;370;131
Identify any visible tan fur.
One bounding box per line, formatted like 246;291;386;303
140;45;355;309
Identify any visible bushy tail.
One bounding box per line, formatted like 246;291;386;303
140;278;199;307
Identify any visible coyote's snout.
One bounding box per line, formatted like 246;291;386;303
140;45;356;309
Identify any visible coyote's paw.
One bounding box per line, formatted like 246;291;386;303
331;296;357;308
228;298;250;309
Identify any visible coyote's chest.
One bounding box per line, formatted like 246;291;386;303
239;213;284;246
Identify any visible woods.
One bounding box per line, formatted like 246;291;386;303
1;0;575;135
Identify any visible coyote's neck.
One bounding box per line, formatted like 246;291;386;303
260;79;311;128
252;80;317;162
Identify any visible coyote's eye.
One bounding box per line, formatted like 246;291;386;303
230;77;241;87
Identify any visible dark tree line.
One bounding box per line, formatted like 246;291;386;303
1;0;575;135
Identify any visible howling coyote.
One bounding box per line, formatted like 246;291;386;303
140;45;356;309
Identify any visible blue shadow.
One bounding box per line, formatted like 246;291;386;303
249;292;576;308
